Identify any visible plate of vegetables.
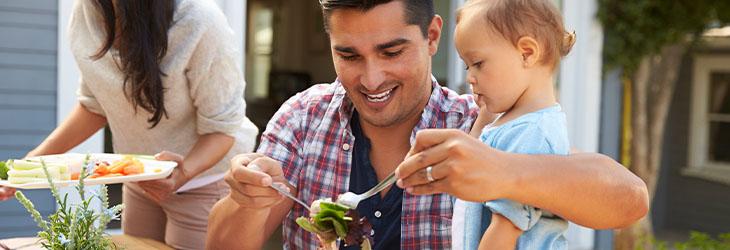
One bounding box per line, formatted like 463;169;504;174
296;198;373;250
0;153;177;189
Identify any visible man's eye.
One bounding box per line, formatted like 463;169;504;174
384;50;403;57
340;54;359;61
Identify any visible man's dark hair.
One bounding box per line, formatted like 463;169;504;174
319;0;435;38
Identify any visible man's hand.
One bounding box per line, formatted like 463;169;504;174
0;186;16;201
206;153;293;249
137;151;188;203
395;129;513;202
225;153;289;210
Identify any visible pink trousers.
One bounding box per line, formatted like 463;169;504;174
122;179;229;250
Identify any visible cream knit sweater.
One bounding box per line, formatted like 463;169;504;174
69;0;258;184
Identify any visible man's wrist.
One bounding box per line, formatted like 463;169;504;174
495;151;525;201
225;195;272;215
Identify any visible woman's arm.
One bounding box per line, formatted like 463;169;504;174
27;103;107;157
179;132;234;180
137;133;234;202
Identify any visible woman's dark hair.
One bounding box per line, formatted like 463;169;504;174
93;0;175;128
319;0;434;38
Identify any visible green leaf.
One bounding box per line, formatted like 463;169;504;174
319;201;350;212
296;217;322;234
319;216;347;238
0;160;8;180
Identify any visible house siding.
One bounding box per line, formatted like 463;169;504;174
655;48;730;236
0;0;58;238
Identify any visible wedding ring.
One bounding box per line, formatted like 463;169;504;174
426;166;435;182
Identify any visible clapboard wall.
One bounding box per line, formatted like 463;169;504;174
0;0;57;238
653;48;730;236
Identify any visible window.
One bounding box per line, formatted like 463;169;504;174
686;55;730;185
245;2;274;100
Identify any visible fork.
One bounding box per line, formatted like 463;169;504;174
336;171;397;208
270;182;311;211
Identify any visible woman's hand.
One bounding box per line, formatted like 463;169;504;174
395;129;514;202
137;151;189;203
0;186;16;201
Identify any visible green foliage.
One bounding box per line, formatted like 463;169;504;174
0;160;8;180
14;155;124;250
597;0;730;74
637;231;730;250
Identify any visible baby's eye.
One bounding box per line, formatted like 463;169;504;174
471;61;483;69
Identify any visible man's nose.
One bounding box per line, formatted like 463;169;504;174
361;61;386;91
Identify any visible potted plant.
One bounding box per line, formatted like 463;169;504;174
14;156;123;249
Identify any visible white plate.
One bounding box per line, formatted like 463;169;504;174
0;153;177;189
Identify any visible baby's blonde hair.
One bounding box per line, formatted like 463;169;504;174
458;0;576;69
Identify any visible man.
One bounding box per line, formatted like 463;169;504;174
207;0;649;249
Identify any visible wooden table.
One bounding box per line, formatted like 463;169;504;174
0;234;172;250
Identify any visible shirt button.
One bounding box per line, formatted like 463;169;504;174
374;210;382;218
342;143;351;151
370;229;375;236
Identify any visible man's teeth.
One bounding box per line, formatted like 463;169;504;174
366;89;393;102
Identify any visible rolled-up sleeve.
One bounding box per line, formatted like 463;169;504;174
76;76;106;117
256;93;306;187
485;199;542;231
186;19;247;136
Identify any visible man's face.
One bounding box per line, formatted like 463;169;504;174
327;1;442;128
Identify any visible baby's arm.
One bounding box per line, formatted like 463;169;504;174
479;213;522;250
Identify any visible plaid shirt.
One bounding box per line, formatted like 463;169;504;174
257;77;478;249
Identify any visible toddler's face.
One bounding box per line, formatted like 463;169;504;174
454;9;531;114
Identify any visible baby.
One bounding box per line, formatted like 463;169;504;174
452;0;576;249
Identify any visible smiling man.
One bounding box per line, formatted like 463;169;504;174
206;1;648;249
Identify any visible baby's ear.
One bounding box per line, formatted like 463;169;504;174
516;36;541;68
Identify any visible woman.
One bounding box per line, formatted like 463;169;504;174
25;0;258;249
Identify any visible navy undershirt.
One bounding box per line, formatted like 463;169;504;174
341;111;402;250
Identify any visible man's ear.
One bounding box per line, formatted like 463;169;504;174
428;15;443;56
516;36;541;67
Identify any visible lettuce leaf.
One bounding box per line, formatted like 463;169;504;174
296;200;373;248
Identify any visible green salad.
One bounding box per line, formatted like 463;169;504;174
296;198;372;249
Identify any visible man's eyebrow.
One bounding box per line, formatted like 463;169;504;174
376;38;409;50
333;38;410;53
334;46;356;54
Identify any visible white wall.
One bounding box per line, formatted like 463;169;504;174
446;0;466;92
215;0;247;75
559;0;604;249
